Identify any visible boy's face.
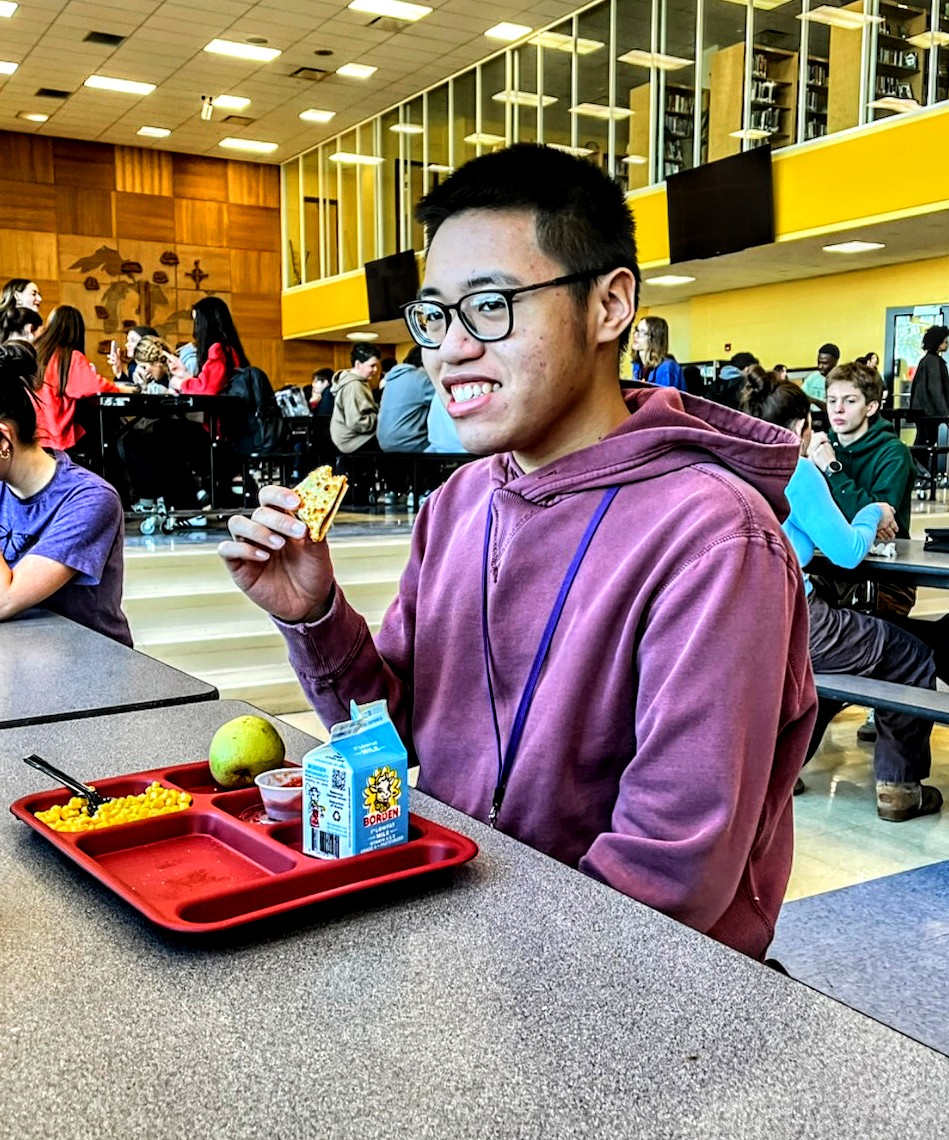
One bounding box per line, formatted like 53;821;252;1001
817;352;838;376
420;208;604;468
826;380;878;437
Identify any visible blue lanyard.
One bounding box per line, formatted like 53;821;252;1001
480;485;619;827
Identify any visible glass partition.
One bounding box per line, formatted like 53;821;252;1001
280;0;942;286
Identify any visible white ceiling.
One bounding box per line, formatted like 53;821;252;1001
0;0;581;160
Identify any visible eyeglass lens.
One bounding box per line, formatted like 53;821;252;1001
408;291;512;347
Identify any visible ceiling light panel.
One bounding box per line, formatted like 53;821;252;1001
0;2;18;16
485;22;532;41
336;63;377;78
463;131;506;145
906;30;949;48
203;39;282;63
822;240;885;253
84;75;156;95
218;136;278;153
798;5;882;29
17;111;48;122
618;49;692;70
868;96;921;112
730;127;772;138
389;122;424;133
347;0;432;21
720;0;790;9
547;142;594;156
0;61;19;75
328;150;384;164
300;108;336;123
570;102;633;120
492;89;557;107
529;31;604;54
646;274;696;286
213;95;251;111
137;125;171;137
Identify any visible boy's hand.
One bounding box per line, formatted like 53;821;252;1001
218;485;335;624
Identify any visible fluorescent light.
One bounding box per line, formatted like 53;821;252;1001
463;131;506;145
84;75;155;95
529;31;603;54
730;127;772;139
492;89;557;108
218;136;278;154
329;150;384;165
485;22;531;41
646;274;696;286
906;30;949;48
798;5;882;29
389;122;424;134
547;142;594;156
203;38;281;63
347;331;379;341
300;108;336;123
622;154;648;165
570;102;633;120
618;49;692;70
426;163;453;173
137;125;170;137
336;62;377;78
214;95;251;111
822;240;885;253
347;0;431;19
0;60;17;75
0;2;18;17
720;0;789;9
18;111;48;122
868;96;921;112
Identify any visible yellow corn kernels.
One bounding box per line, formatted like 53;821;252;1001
35;782;192;832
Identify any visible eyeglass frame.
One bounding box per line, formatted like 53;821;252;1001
400;267;615;348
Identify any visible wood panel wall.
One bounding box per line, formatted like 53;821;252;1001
0;130;341;388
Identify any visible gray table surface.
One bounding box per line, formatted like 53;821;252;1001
3;700;949;1139
808;537;949;589
0;608;217;727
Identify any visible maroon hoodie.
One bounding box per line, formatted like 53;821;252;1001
279;387;817;958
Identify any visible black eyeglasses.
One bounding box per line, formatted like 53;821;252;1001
401;268;611;349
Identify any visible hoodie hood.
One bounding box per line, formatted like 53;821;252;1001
489;384;799;522
331;368;366;394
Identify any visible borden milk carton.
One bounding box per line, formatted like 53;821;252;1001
302;699;409;860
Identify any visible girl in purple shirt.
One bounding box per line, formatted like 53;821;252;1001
0;342;131;645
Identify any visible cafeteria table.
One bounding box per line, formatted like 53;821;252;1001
808;537;949;591
3;699;948;1139
0;608;217;728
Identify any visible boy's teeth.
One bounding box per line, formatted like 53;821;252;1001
453;382;500;403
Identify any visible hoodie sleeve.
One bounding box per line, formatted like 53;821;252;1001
579;529;815;939
272;493;433;746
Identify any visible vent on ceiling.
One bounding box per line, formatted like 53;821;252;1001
35;87;72;99
291;66;330;81
223;114;255;126
367;15;408;32
84;31;126;46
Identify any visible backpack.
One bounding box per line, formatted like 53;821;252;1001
220;365;287;457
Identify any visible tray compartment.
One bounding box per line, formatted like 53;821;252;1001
157;761;228;795
73;810;298;906
21;774;177;816
176;826;470;925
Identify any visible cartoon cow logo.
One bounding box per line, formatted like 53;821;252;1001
363;765;402;814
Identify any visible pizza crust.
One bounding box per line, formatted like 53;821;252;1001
294;466;349;542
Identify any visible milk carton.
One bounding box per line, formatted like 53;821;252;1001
302;699;409;860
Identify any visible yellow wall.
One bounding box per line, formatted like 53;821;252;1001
645;254;949;367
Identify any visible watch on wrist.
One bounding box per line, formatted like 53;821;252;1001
826;459;843;475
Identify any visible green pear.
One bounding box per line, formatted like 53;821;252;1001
209;716;286;788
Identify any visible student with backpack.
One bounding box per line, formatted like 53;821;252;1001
165;297;248;395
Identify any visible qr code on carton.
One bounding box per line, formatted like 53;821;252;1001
332;769;346;790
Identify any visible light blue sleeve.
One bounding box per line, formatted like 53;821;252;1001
788;459;882;569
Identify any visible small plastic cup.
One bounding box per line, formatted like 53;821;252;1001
254;768;304;821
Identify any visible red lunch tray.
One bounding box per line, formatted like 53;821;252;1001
10;760;479;935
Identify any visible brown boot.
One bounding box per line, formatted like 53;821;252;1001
876;781;944;823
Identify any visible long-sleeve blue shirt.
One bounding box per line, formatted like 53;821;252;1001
783;457;882;596
632;357;686;391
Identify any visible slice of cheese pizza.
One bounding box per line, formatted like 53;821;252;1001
294;466;349;542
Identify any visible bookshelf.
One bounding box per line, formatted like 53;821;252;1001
708;43;798;161
804;57;829;141
626;82;708;190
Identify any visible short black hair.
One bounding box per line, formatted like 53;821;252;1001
922;326;949;354
818;343;840;359
729;351;759;371
403;345;423;367
312;366;333;383
351;342;381;367
415;143;640;352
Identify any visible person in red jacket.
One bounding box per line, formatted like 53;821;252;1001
33;306;135;452
166;297;249;395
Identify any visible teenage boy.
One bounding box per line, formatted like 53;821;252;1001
219;144;816;961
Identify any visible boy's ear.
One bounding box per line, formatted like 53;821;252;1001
593;268;636;346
